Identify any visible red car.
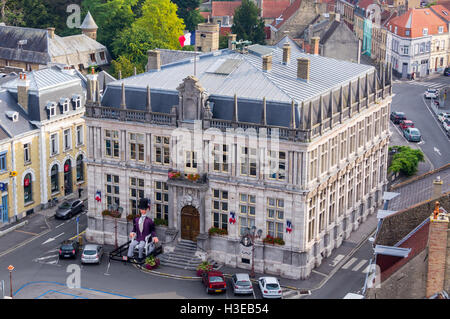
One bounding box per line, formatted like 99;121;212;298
399;120;414;131
202;271;227;294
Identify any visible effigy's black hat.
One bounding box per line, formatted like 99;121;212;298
138;198;151;210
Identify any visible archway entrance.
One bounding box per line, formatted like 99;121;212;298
181;205;200;241
64;159;72;196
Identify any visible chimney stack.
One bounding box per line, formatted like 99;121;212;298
146;50;161;72
228;33;237;50
195;23;220;52
297;58;310;82
432;176;443;199
283;42;291;64
86;68;98;104
426;201;449;298
47;27;55;39
17;72;29;112
310;37;320;55
262;55;272;72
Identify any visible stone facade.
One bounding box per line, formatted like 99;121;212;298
84;49;393;279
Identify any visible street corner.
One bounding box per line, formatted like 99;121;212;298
13;281;135;299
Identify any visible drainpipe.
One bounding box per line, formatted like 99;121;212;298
10;140;17;221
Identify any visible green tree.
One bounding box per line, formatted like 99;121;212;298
0;0;24;26
388;146;425;177
231;0;266;45
172;0;204;31
110;55;144;79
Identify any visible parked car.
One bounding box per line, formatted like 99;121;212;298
390;111;407;124
81;244;104;264
399;119;414;131
443;119;450;132
231;273;254;295
438;112;450;123
59;240;79;259
258;276;282;299
424;88;439;99
55;199;84;219
202;271;227;294
403;127;422;142
444;67;450;76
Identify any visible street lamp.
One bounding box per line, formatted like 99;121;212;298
7;265;14;298
245;226;263;278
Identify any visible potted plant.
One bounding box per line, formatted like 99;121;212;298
144;255;160;270
154;218;168;227
196;261;213;276
262;235;285;246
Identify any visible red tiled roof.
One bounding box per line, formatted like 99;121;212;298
385;8;448;38
436;0;450;11
212;1;242;17
271;0;302;29
262;0;291;18
357;0;375;10
200;11;211;19
431;4;450;22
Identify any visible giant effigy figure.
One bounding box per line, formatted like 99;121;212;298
126;198;159;262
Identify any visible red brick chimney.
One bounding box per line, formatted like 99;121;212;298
310;37;320;55
425;201;449;298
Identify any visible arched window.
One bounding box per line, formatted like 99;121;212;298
51;165;59;193
76;155;84;182
24;173;32;203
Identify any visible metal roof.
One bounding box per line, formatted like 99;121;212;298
108;47;374;105
377;210;398;219
2;67;80;92
80;11;98;30
374;245;411;258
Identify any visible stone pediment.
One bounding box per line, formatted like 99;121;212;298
176;76;209;122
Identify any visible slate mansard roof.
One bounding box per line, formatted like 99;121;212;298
1;67;86;122
102;46;374;127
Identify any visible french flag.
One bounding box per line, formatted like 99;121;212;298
95;190;101;202
286;220;292;233
179;32;192;47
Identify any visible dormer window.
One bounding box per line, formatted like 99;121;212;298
423;28;428;36
60;98;70;114
72;94;81;109
439;26;444;34
46;102;57;118
5;111;18;122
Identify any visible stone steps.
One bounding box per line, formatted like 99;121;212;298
159;239;203;270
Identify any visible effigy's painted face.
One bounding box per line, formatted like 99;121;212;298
140;209;147;216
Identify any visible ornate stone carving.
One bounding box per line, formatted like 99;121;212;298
176;76;209;121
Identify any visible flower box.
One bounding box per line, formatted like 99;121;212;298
168;170;181;179
102;210;121;218
196;261;213;276
208;227;228;236
144;256;160;270
262;235;285;246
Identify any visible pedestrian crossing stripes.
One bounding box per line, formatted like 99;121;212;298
407;81;447;89
352;260;368;272
342;257;358;269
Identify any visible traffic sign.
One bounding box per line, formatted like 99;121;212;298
7;265;14;271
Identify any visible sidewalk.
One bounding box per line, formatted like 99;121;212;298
136;212;379;292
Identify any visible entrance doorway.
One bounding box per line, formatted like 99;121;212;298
64;160;72;195
181;205;200;241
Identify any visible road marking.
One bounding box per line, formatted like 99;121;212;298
434;147;442;156
352;260;368;272
342;257;358;270
34;254;59;261
55;223;64;228
362;265;371;273
312;270;328;277
14;229;39;236
329;254;345;267
104;261;111;276
42;232;65;245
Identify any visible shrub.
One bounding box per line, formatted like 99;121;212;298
196;261;213;276
144;255;160;270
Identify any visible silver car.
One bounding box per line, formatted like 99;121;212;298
231;273;254;295
81;244;103;264
258;276;282;299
